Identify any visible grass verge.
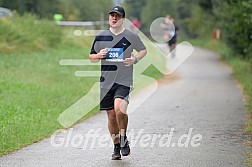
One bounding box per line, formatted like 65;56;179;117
0;42;100;156
0;12;62;54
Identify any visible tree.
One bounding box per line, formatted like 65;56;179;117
74;0;112;21
0;0;112;21
140;0;179;33
124;0;146;20
0;0;60;18
212;0;252;59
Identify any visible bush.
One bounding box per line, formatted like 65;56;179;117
0;12;62;53
213;0;252;60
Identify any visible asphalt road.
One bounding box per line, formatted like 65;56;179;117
0;44;251;167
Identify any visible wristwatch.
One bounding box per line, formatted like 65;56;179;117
134;56;139;64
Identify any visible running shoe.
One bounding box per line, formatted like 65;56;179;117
111;144;121;160
121;140;130;156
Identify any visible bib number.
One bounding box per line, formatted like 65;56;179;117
106;48;123;62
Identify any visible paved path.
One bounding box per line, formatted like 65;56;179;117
0;45;251;167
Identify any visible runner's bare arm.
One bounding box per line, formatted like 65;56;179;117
135;49;147;62
124;49;147;66
89;48;108;63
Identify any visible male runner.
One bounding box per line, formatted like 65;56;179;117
89;6;147;160
161;15;179;56
168;18;179;56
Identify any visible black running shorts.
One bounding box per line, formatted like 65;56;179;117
168;37;176;46
100;83;131;110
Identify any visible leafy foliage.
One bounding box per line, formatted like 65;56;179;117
140;0;179;33
212;0;252;59
0;12;62;53
0;0;112;20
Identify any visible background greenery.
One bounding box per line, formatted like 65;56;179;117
0;0;251;60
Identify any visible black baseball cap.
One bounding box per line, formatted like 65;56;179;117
108;6;125;17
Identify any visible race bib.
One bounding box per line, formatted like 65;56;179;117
106;48;124;62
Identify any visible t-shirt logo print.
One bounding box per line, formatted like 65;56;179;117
114;37;130;50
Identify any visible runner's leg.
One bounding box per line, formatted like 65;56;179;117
114;98;128;136
106;109;120;144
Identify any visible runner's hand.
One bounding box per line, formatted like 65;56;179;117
97;48;107;59
124;53;137;66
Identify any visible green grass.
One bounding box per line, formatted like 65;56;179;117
0;14;105;156
189;39;233;60
229;58;252;132
0;12;62;54
0;42;100;156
